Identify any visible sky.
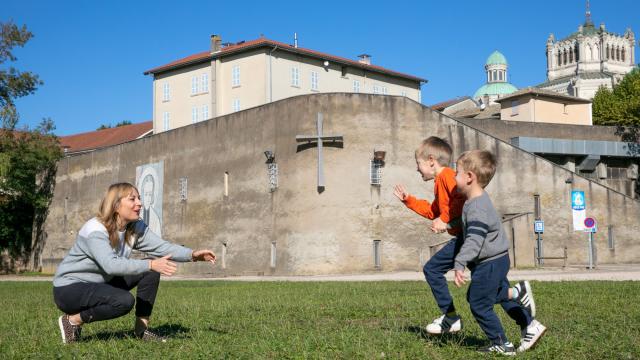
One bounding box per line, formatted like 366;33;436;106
4;0;640;136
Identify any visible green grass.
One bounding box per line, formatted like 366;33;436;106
1;281;639;359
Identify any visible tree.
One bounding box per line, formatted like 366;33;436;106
0;21;42;130
97;120;132;130
0;22;62;272
592;68;640;126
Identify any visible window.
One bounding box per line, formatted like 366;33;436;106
341;66;347;77
224;171;229;197
511;100;519;116
163;83;170;101
310;71;318;91
401;91;407;97
191;76;198;95
353;80;360;93
291;66;299;87
498;71;503;81
370;159;382;185
373;240;381;269
373;84;380;94
381;86;388;95
232;98;240;112
163;112;170;130
563;103;568;114
192;106;198;123
202;105;209;120
232;65;240;87
201;73;209;93
270;242;277;268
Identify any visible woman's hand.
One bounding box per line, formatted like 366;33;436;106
150;255;177;276
192;249;217;265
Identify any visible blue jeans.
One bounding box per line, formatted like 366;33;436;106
423;238;462;314
467;254;532;345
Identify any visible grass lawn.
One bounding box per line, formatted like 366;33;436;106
0;280;639;359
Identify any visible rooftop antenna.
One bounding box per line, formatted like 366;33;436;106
294;32;298;48
585;0;593;26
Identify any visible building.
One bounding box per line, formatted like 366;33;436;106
144;36;426;134
537;3;636;99
494;87;592;125
60;121;153;156
40;94;640;276
473;51;518;105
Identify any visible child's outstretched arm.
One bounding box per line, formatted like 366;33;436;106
394;184;438;220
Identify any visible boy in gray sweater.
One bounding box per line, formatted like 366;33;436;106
453;150;546;355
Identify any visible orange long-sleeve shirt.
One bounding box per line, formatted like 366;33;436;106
402;167;465;236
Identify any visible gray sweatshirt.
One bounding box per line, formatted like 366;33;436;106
53;218;193;287
454;191;509;271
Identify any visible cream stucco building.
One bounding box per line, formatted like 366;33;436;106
537;5;636;100
144;36;426;134
495;88;592;125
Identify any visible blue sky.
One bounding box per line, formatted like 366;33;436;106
5;0;639;136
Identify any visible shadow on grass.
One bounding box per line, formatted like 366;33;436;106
404;325;486;349
85;323;191;341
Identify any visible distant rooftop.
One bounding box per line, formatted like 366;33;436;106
144;37;427;83
60;121;153;155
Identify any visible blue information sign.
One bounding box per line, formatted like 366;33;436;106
571;191;585;210
534;220;544;233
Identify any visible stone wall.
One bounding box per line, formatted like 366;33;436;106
41;94;640;275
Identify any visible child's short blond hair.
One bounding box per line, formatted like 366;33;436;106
416;136;452;166
456;150;497;188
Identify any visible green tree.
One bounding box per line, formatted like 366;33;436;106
592;68;640;126
97;120;132;130
0;22;62;272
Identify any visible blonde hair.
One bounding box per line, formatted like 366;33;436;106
97;182;139;249
456;150;497;188
416;136;453;166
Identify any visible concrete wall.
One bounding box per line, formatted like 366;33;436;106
41;94;640;275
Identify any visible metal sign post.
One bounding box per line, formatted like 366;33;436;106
534;220;544;266
584;217;597;269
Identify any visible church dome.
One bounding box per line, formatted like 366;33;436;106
473;82;518;99
486;51;508;66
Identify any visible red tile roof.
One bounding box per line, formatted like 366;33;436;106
60;121;153;154
430;96;472;111
144;38;427;83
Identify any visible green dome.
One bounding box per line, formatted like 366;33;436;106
486;51;508;65
474;82;518;98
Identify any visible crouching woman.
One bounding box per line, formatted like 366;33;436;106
52;182;216;344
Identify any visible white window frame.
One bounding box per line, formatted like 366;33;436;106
232;98;240;112
310;71;318;91
201;73;209;93
191;76;198;95
382;86;388;95
401;90;407;97
373;84;380;94
232;65;240;87
163;112;170;130
192;106;198;123
202;104;209;120
163;82;170;102
291;66;300;87
353;80;360;93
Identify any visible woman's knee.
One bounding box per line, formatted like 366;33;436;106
113;292;136;314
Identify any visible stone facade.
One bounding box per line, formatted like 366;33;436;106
40;94;640;276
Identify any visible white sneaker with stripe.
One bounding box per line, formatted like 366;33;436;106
518;319;547;352
514;280;536;318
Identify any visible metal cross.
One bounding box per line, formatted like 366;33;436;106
296;113;343;193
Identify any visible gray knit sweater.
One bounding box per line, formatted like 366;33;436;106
454;191;509;271
53;218;193;287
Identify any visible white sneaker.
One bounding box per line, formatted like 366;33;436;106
517;319;547;352
425;314;462;334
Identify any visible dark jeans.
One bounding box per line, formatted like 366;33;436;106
467;254;532;345
53;271;161;323
423;238;462;314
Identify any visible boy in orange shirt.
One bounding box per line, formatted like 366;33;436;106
394;136;467;334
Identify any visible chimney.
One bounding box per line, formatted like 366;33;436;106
358;54;371;65
210;34;222;53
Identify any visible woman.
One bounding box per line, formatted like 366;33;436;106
53;182;216;344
